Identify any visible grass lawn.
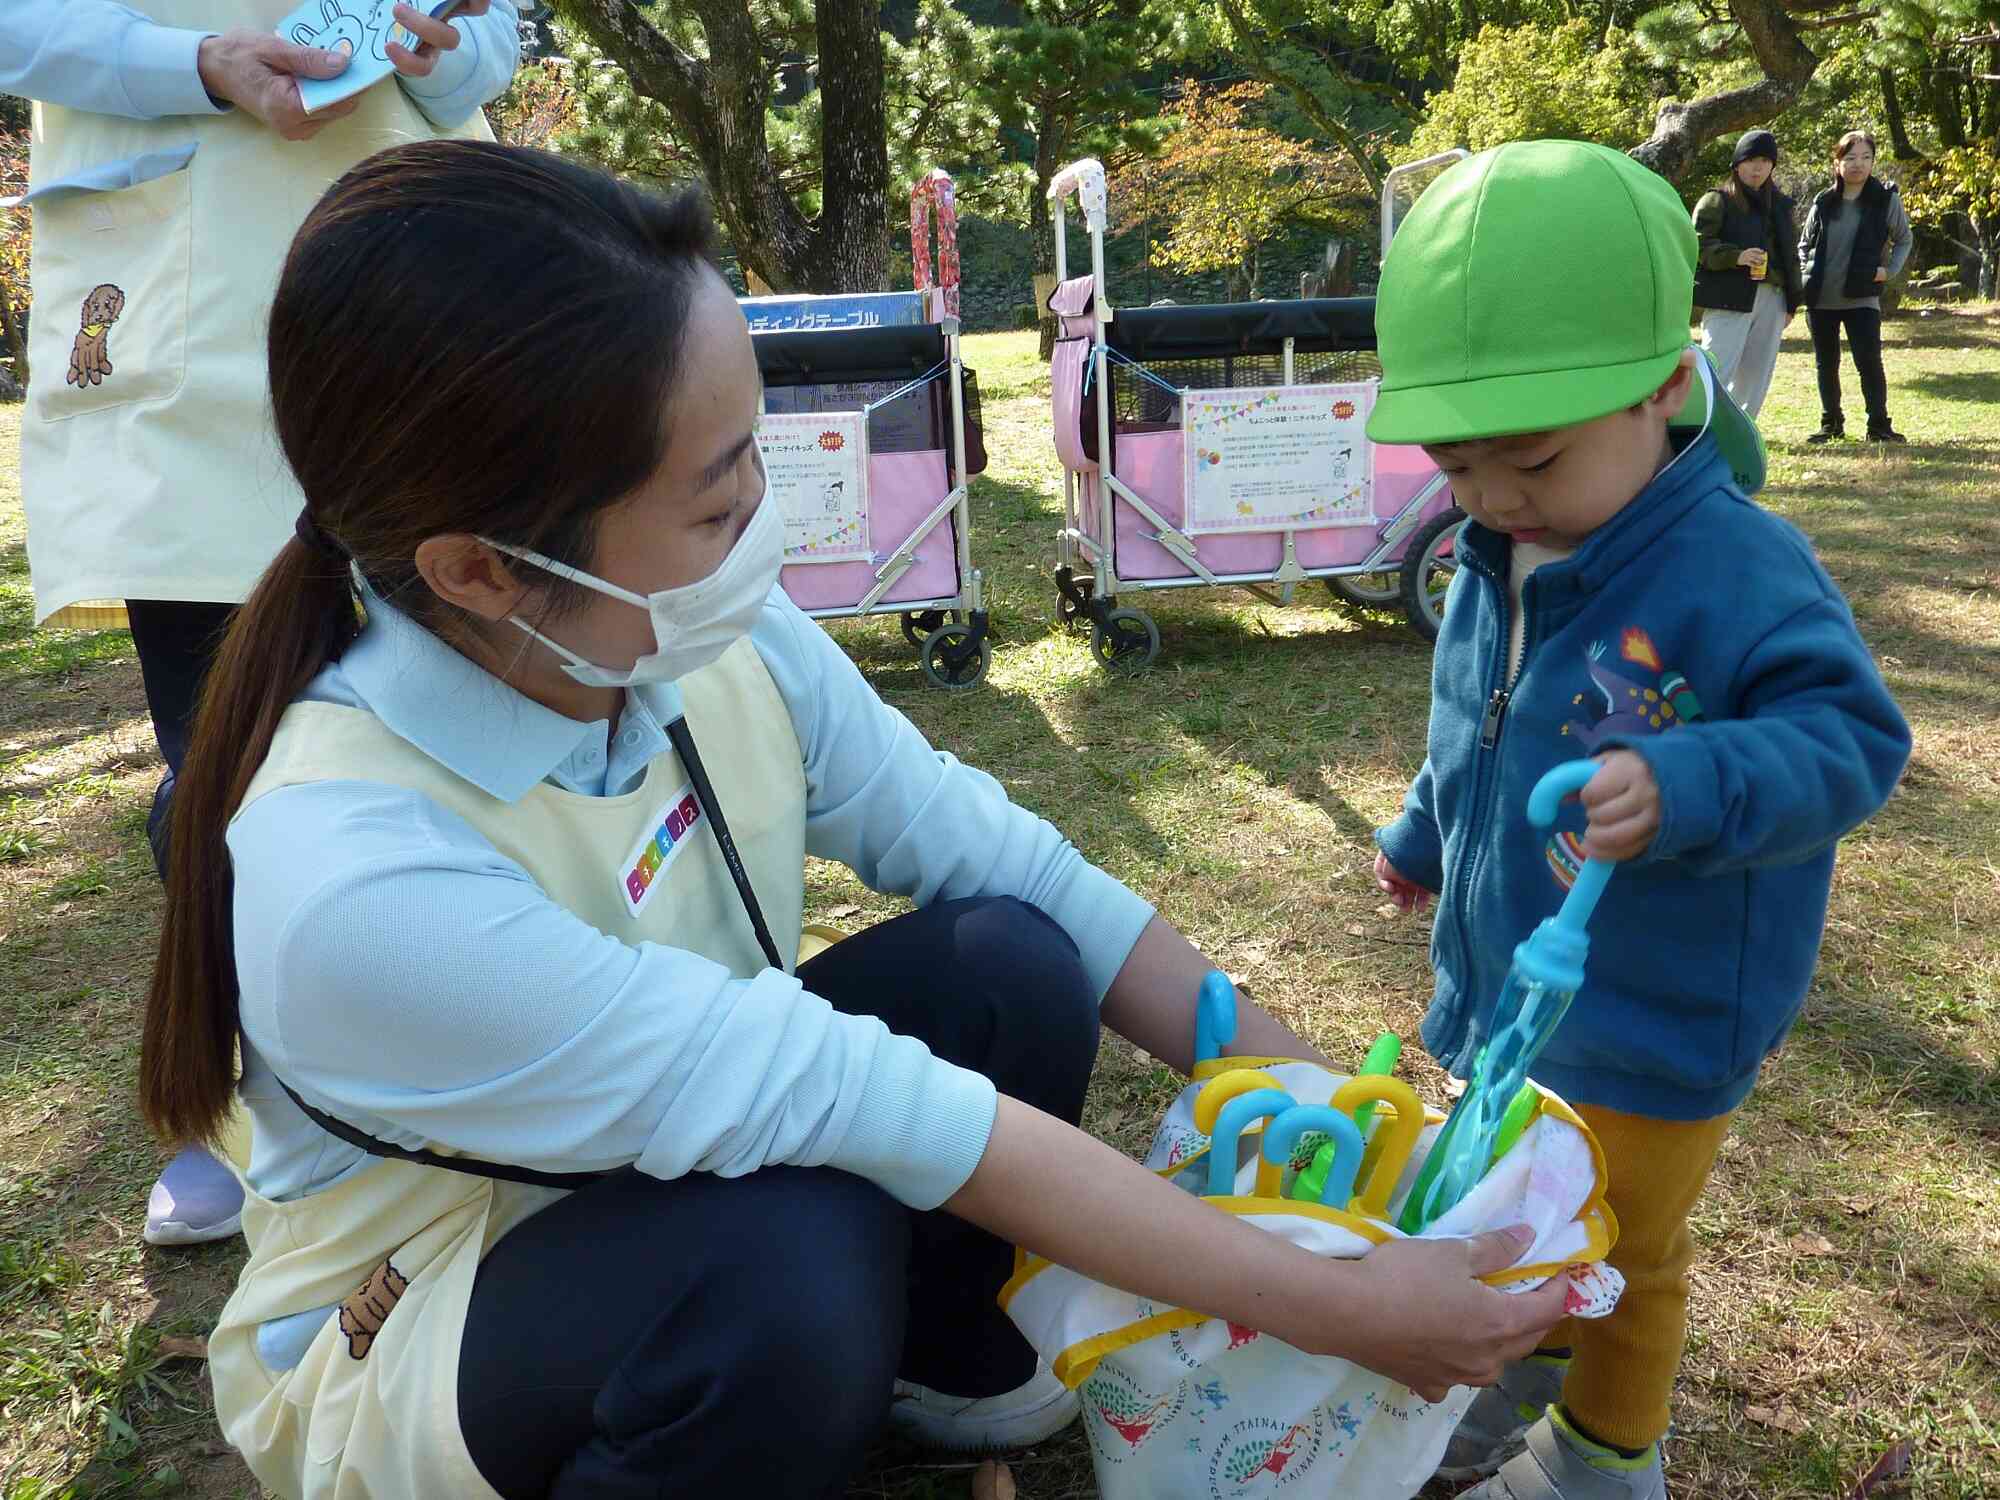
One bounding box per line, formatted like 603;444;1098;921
2;311;1996;1500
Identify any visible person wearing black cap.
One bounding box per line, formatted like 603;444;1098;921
1691;129;1802;420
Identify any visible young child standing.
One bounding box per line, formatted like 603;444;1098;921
1365;140;1911;1500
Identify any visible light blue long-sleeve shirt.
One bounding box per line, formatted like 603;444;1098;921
1;2;519;168
229;585;1156;1219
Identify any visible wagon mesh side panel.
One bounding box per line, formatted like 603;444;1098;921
1107;349;1383;433
766;372;982;475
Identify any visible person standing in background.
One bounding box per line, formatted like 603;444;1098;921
1798;130;1913;443
1691;130;1801;420
1;0;522;1248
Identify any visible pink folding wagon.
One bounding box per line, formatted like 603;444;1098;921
1045;154;1471;672
753;171;991;689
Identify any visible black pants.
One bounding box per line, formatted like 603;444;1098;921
1806;306;1891;429
456;896;1102;1500
123;599;235;878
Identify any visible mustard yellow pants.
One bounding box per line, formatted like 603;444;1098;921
1550;1101;1737;1451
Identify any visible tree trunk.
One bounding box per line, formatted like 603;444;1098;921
1976;212;1999;300
553;0;888;292
1628;0;1816;183
1880;67;1915;159
813;0;889;293
1033;117;1068;360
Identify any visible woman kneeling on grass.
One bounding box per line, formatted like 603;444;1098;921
139;142;1567;1500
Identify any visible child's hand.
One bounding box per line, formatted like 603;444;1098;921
1374;852;1432;913
1579;750;1660;860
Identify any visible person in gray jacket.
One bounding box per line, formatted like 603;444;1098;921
1797;130;1913;443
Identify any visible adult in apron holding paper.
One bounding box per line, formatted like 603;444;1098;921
1;0;519;1246
138;143;1571;1500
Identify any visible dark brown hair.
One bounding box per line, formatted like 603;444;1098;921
141;142;718;1145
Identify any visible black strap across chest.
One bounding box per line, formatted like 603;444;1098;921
270;713;786;1190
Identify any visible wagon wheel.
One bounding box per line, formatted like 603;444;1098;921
1400;507;1467;644
919;623;990;690
1327;571;1402;609
1090;608;1161;675
900;609;952;649
1054;570;1095;632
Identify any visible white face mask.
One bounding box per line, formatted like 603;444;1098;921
483;487;784;688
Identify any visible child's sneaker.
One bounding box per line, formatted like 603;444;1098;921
1435;1349;1572;1479
1458;1407;1666;1500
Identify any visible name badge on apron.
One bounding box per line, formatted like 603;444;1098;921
620;782;703;916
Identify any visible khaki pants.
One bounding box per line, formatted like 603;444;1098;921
1700;282;1788;419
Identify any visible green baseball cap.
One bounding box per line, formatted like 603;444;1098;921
1367;139;1764;493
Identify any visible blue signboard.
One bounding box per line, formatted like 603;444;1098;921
740;290;929;334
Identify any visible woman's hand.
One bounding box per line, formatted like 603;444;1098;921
195;29;359;139
1578;750;1660;861
386;0;491;79
1308;1228;1574;1402
948;1099;1571;1405
1736;248;1768;270
1874;266;1888;283
1375;851;1433;913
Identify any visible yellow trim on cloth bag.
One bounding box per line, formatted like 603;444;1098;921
997;1074;1619;1390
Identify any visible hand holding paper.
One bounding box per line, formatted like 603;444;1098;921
274;0;489;114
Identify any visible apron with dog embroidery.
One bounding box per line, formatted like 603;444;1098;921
19;0;494;625
207;637;808;1499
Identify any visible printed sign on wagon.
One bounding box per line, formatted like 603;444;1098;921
1183;383;1376;534
758;410;872;564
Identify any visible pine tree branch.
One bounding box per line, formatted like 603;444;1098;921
1630;0;1817;181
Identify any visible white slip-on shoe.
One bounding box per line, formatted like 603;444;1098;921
143;1145;245;1247
889;1365;1080;1454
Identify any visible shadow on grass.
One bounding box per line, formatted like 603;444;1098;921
1902;369;2000;402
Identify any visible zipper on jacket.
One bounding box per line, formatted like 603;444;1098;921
1452;566;1537;1042
1479;571;1538;749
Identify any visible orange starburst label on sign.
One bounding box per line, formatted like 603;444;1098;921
1333;400;1357;420
818;430;846;452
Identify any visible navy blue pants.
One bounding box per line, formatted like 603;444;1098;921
124;599;235;877
456;896;1102;1499
1807;305;1891;429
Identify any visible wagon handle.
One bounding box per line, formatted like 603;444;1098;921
910;168;961;322
1047;157;1108;234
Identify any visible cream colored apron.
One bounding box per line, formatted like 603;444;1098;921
209;636;808;1499
21;1;494;626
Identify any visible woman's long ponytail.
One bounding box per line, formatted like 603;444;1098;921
139;544;358;1144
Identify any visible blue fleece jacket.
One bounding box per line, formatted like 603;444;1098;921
1377;432;1910;1121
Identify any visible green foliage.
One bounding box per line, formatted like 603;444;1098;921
1904;146;2000;224
545;28;713;195
1903;146;2000;295
884;0;1031;219
1877;0;2000;148
2;115;28;382
1115;81;1370;299
978;0;1179;205
1404;20;1658;158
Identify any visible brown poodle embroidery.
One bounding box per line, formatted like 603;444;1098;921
67;284;126;388
338;1260;409;1360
